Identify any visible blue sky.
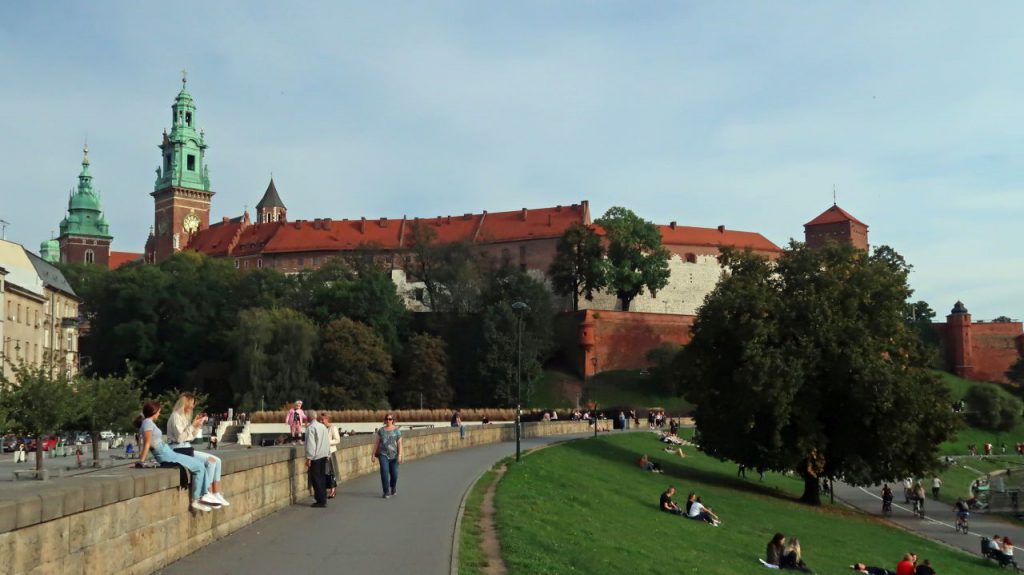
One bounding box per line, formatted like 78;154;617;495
2;2;1021;320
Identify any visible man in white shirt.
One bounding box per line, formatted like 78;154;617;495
931;476;942;500
305;411;330;508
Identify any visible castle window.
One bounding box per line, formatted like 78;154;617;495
187;155;196;171
414;288;425;302
185;112;192;126
85;249;95;264
164;154;171;171
257;259;263;268
685;253;697;264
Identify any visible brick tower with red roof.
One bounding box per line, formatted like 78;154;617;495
803;203;868;250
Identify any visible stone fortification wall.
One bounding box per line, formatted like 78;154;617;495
0;421;588;575
556;310;695;377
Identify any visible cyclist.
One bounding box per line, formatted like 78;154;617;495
881;484;894;514
912;481;926;517
954;497;970;533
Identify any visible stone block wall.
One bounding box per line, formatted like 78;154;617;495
0;421;588;575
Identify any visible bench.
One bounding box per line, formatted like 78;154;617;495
12;469;52;480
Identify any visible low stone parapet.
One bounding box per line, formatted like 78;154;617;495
0;420;588;575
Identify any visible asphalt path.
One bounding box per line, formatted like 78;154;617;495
157;433;590;575
833;481;1024;557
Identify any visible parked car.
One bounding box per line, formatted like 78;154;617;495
2;435;19;452
99;430;115;441
24;436;60;451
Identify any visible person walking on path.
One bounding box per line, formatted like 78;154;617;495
931;476;941;500
286;401;307;442
373;413;403;499
305;410;330;508
135;400;214;513
323;414;341;499
14;442;26;463
168;393;230;507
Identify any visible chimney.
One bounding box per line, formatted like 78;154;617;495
222;216;229;224
463;213;472;220
293;221;301;230
446;215;451;224
312;219;321;230
717;225;725;233
360;217;366;234
556;205;562;212
670;221;677;230
521;208;528;221
379;217;388;228
323;218;332;230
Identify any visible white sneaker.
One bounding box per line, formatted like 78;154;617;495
200;494;223;507
191;501;212;512
213;493;230;506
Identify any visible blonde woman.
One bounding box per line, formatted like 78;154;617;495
323;414;341;499
371;413;403;498
167;393;230;507
781;537;812;572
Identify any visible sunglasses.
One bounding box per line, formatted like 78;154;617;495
386;417;394;421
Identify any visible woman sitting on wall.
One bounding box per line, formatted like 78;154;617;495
167;392;230;507
136;400;216;512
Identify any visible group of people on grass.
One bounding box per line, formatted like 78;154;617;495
850;552;936;575
984;534;1016;566
765;532;812;572
658;485;721;526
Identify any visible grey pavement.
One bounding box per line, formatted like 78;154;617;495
157;433;590;575
834;481;1024;556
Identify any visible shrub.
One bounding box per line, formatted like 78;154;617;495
964;385;1022;431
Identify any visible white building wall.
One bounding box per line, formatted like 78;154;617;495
580;253;724;315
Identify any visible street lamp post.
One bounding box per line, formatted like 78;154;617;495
512;301;529;462
591;356;598;438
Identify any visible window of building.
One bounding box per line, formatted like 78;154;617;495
85;249;95;264
243;260;249;269
187;154;196;171
501;248;511;265
414;288;425;302
257;259;263;268
185;112;192;126
685;253;697;264
298;257;305;267
164;154;171;172
234;259;240;269
17;304;21;323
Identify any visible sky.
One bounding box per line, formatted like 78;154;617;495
1;2;1021;320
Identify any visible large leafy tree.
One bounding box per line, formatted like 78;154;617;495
549;222;607;311
318;317;393;409
392;333;452;408
231;307;319;411
1007;356;1024;386
75;374;143;464
0;362;81;475
594;207;670;311
677;243;959;505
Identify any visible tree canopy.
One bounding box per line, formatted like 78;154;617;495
594;207;670;311
549;222;607;311
231;307;319;411
392;333;452;408
676;243;959;505
318;317;394;409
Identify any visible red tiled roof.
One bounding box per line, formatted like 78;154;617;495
108;251;143;269
804;204;867;227
187;202;592;257
658;225;782;253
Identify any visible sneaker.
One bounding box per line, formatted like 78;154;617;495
200;494;223;507
213;493;231;506
391;489;397;497
191;501;212;512
383;494;390;499
311;502;327;508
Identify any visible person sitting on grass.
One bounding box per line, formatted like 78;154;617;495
850;563;893;575
914;558;936;575
686;495;721;525
895;553;917;575
660;486;684;515
780;537;813;573
639;454;663;473
766;533;786;566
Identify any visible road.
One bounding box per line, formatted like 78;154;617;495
157;433;589;575
833;481;1024;556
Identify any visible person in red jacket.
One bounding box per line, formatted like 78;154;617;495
895;552;917;575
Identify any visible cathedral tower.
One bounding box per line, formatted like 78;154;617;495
804;203;869;250
57;145;112;266
150;74;213;262
256;178;287;223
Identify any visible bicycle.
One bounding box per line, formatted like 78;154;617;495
912;498;925;518
955;513;969;534
881;499;893;516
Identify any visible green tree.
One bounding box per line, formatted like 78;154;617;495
392;333;452;408
905;300;942;368
236;267;300;310
964;385;1022;431
474;266;554;407
0;362;81;476
993;316;1014;323
1007;356;1024;386
646;343;683;396
595;207;670;311
318;317;393;409
75;375;143;464
677;243;959;505
549;222;607;311
231;308;319;411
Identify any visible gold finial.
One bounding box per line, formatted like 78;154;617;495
181;69;188;86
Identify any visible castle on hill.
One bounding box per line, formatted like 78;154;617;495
44;77;1023;381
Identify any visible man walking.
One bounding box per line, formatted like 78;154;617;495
305;410;330;508
931;476;942;500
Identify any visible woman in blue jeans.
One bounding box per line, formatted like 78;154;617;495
136;400;215;512
372;413;403;499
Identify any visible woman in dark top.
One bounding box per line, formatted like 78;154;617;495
766;533;786;566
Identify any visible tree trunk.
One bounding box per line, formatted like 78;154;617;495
571;291;579;312
620;296;632;312
35;444;44;476
799;472;821;506
92;438;100;467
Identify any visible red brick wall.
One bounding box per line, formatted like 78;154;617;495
153;188;213;262
805;221;869;250
556;310;695;376
60;236;111;267
934;318;1024;383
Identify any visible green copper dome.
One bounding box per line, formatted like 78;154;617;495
39;238;60;264
60;146;112;239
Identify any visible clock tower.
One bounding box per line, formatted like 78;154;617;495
150;73;213;262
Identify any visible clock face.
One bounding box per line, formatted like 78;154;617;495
183;212;200;234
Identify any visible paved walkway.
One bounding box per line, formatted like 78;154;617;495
156;434;589;575
834;481;1024;557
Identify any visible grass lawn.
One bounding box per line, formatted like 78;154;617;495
493;433;994;574
459;467;501;575
936;371;1024;455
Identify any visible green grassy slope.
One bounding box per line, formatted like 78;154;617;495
937;370;1024;455
530;368;693;413
495;433;993;575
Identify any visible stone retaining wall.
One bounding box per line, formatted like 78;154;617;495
0;421;588;575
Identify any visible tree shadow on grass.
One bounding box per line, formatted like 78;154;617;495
560;435;804;506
